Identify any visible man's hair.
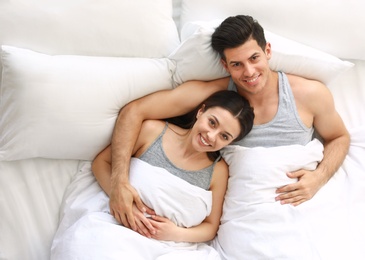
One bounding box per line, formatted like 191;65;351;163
211;15;267;60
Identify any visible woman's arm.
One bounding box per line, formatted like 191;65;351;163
148;160;229;242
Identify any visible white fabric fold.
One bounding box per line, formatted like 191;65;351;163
51;158;219;260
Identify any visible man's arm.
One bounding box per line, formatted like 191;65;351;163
110;78;229;230
276;79;350;206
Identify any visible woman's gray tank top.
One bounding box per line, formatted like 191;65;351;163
139;122;220;190
228;71;314;147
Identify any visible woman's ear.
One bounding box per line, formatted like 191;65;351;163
196;104;206;118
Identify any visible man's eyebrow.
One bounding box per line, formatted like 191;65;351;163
228;52;260;65
211;114;234;139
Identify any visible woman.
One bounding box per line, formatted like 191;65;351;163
92;90;254;245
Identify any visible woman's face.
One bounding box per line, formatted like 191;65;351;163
192;106;241;152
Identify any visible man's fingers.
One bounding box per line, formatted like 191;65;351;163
126;212;137;231
134;195;155;216
119;213;130;228
276;182;297;194
287;171;304;178
278;196;307;206
134;197;147;213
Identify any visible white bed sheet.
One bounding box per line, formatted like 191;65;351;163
0;159;79;260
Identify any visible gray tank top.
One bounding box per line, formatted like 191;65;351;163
139;122;220;190
228;71;314;147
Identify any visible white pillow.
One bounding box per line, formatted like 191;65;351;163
0;45;175;161
179;0;365;60
0;0;179;58
169;20;353;86
0;0;180;83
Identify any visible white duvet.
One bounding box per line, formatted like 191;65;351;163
210;134;365;260
213;139;325;260
51;158;220;260
51;135;365;260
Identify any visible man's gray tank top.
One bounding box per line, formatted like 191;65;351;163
228;71;314;147
139;122;220;190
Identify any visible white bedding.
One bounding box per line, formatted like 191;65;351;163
213;138;365;259
1;0;365;259
51;158;219;260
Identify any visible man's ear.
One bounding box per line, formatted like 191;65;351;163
265;42;272;60
221;58;229;72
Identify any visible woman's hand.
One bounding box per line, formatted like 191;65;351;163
148;215;181;242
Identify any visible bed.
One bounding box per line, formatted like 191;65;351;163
0;0;364;259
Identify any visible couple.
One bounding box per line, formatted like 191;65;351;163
54;14;350;259
108;14;349;233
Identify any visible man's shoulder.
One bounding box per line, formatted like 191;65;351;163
286;73;323;85
285;73;325;93
286;73;330;110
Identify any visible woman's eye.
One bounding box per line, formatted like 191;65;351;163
221;134;229;140
209;119;216;127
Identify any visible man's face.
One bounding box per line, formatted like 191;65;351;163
221;39;272;96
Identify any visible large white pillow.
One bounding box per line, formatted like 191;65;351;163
0;0;179;58
0;45;175;161
0;0;180;83
169;20;353;86
179;0;365;61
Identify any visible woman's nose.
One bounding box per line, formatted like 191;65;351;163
207;131;218;142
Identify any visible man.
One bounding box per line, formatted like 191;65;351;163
108;15;350;235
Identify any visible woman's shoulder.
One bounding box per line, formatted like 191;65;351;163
210;158;229;190
213;158;229;176
139;120;166;142
141;119;166;131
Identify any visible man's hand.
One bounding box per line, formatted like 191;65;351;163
131;203;156;238
275;169;325;206
109;181;155;232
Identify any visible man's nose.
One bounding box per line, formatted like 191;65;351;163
243;63;255;77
